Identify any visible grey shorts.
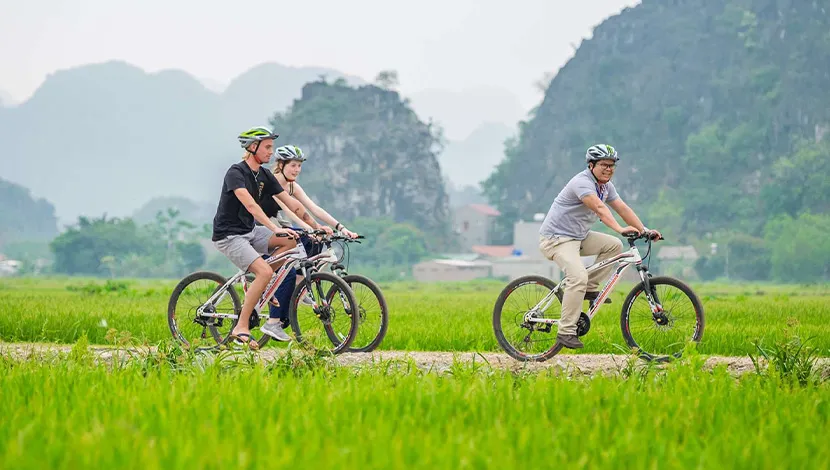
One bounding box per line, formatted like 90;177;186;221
213;226;274;272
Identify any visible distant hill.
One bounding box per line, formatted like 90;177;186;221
0;61;366;221
439;121;515;189
0;177;58;248
484;0;830;241
272;80;451;238
222;63;365;132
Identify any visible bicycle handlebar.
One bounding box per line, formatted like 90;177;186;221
286;228;365;243
621;230;664;242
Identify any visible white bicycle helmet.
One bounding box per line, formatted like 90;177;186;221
586;144;620;163
275;145;307;162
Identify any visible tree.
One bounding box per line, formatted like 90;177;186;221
342;217;429;267
374;70;399;90
376;224;429;266
148;208;197;265
50;216;159;275
761;140;830;217
765;213;830;282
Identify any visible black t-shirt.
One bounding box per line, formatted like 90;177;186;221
212;161;284;241
259;191;281;218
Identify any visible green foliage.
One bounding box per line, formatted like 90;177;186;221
376;224;429;265
694;255;726;282
2;277;830;357
2;344;829;469
66;279;130;295
50;215;157;276
761;140;830;217
49;208;206;278
726;233;771;281
343;217;430;276
750;336;823;387
765;213;830;282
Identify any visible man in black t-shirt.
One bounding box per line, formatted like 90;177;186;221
211;126;317;348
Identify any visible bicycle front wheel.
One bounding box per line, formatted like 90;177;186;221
289;271;359;355
492;275;563;362
620;276;705;362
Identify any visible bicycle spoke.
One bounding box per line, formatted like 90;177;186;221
493;276;562;361
623;278;703;359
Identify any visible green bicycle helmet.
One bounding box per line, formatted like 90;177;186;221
238;126;279;149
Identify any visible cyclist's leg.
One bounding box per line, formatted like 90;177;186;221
268;267;296;328
237;257;273;337
264;230;298;271
580;231;624;292
250;226;296;310
214;231;274;347
540;236;587;336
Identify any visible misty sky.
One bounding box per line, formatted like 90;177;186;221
1;0;639;110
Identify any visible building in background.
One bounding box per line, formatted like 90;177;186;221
452;203;500;252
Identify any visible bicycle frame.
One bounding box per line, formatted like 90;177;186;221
526;241;662;326
195;245;307;321
196;233;349;322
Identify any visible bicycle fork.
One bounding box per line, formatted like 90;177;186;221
637;268;664;313
297;264;352;322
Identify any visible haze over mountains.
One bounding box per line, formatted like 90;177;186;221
0;61;516;224
0;88;15;107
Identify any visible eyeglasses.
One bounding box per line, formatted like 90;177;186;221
596;162;617;170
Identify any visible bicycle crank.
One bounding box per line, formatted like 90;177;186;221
576;312;591;337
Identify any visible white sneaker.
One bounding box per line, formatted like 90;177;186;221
260;322;291;342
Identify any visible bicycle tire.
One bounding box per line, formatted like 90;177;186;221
493;275;564;362
289;271;360;355
168;271;241;350
325;274;389;353
620;276;705;362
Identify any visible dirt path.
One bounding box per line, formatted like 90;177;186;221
0;341;776;376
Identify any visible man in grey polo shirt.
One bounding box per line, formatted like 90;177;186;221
539;144;662;349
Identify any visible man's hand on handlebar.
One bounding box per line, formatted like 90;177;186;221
620;227;664;241
273;226;300;240
618;225;640;236
644;229;663;241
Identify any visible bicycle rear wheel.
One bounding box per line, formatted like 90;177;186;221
492;275;563;362
167;271;239;350
620;276;705;362
289;271;359;355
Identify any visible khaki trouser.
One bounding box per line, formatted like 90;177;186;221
539;231;623;335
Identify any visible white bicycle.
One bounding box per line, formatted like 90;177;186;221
492;231;705;362
167;230;359;354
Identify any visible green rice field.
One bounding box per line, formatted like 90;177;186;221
1;277;829;469
1;277;828;356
